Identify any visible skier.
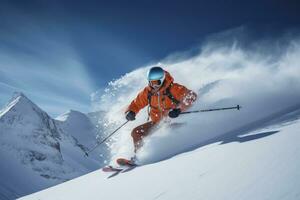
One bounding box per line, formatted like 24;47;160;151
117;66;197;166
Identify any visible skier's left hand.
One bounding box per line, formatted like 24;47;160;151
168;108;181;118
126;111;136;121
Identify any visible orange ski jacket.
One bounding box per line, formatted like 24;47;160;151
126;70;197;122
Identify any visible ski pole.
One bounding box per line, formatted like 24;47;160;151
85;120;129;157
180;105;241;115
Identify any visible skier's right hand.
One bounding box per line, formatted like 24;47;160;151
168;108;181;118
126;111;136;121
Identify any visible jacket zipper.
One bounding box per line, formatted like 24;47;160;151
157;92;163;118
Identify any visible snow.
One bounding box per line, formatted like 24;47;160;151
1;35;300;199
89;37;300;165
19;36;300;200
56;110;97;149
19;114;300;200
0;93;104;199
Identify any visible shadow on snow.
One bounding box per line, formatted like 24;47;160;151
146;103;300;165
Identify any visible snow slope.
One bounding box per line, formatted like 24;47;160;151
19;106;300;200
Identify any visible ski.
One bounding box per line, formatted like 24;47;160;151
102;165;123;172
116;158;139;173
102;158;139;178
102;165;125;178
116;158;138;167
102;164;137;178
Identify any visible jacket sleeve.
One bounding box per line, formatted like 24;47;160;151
171;83;197;111
126;87;149;114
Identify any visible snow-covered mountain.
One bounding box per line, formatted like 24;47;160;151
56;110;97;153
0;93;104;200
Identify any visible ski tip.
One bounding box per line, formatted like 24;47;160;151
102;165;123;172
102;166;112;172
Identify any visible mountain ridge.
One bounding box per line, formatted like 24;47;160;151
0;92;105;200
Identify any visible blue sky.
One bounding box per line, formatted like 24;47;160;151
0;0;299;116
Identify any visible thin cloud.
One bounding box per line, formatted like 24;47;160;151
0;21;96;116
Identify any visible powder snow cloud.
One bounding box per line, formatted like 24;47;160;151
92;28;300;164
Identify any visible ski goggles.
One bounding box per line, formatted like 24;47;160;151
149;79;163;87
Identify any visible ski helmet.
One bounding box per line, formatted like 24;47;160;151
147;66;165;87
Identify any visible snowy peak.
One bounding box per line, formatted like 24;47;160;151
0;92;45;120
55;110;98;148
0;92;104;200
56;110;90;124
0;92;56;140
6;92;34;109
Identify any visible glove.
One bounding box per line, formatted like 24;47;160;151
168;108;181;118
126;111;136;121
